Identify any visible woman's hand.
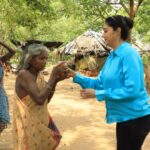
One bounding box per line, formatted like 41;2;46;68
66;68;76;78
50;62;68;82
0;40;16;63
80;89;96;99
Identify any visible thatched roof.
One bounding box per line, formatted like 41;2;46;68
11;40;63;51
63;30;111;56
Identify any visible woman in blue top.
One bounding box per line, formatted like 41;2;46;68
67;15;150;150
0;41;15;133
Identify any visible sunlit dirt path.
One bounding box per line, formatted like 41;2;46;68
0;72;150;150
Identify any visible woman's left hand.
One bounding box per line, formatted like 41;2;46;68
80;89;96;99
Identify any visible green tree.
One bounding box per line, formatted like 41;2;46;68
135;0;150;42
0;0;149;44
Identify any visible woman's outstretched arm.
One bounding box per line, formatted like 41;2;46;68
0;41;16;63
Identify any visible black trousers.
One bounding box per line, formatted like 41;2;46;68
116;114;150;150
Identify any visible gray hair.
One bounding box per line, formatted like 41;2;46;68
17;44;48;71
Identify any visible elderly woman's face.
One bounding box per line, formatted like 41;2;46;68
30;50;48;71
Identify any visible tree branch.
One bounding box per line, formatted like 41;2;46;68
119;0;130;16
134;0;144;16
130;0;134;19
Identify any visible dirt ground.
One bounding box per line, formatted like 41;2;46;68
0;72;150;150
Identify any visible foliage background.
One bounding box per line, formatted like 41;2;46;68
0;0;149;45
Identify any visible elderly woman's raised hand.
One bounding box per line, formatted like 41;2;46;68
51;62;68;82
66;67;76;78
62;61;76;78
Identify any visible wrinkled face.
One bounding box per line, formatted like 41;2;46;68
30;50;48;71
103;23;120;48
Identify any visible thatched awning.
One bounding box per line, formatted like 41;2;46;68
11;40;63;51
63;30;111;56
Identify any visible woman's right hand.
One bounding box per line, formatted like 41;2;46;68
66;68;76;78
50;62;68;82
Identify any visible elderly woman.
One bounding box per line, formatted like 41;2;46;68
14;44;67;150
0;41;15;133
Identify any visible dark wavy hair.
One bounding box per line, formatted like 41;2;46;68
105;15;134;40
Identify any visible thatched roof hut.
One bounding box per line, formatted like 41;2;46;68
63;30;111;76
11;40;63;51
63;30;111;56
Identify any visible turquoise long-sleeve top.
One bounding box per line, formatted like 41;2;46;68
73;42;150;124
